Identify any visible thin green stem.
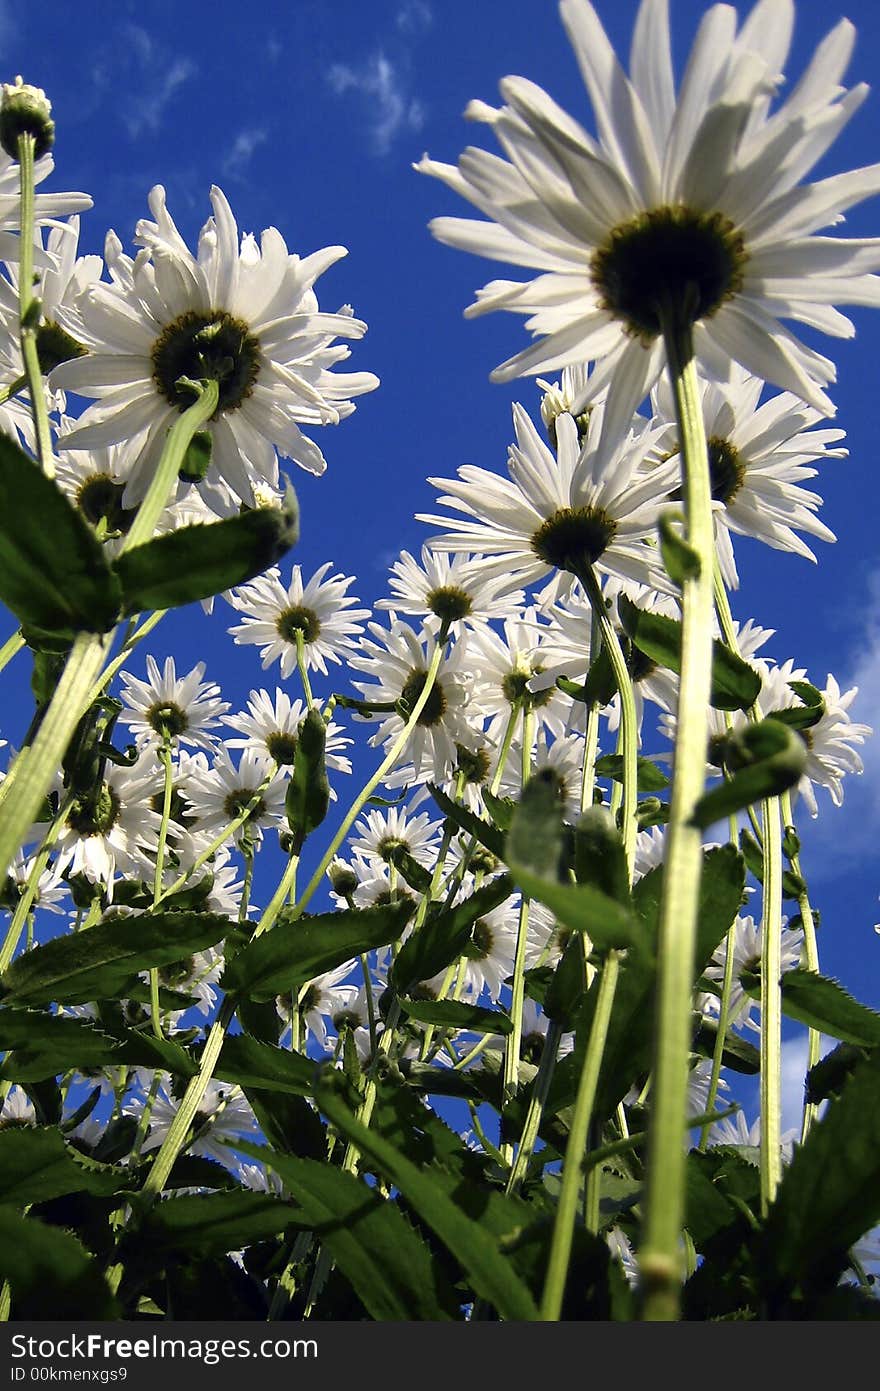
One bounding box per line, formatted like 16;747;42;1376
501;702;535;1165
149;739;175;1040
0;796;71;973
506;1022;562;1195
122;381;220;552
17;134;54;479
780;788;822;1142
253;851;300;941
698;920;737;1152
295;630;315;708
86;611;167;708
541;950;622;1321
759;794;783;1215
0;373;26;407
290;629;448;919
579;610;602;815
0;629;24;676
639;313;715;1322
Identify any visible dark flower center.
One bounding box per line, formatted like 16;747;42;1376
708;435;747;506
425;584;473;624
521;1031;545;1065
151;308;261;412
36;319;86;374
399;669;447;727
76;474;135;534
531;506;618;574
501;665;554;708
276;604;322;645
455;743;491;786
67;782;119;837
590;206;746;340
145;700;189;739
464;917;494;962
159;955;196;987
266;731;299;765
223;789;266;822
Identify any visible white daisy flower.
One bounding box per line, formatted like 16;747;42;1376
705;913;804;1033
53;752;165;895
0;144;91;264
709;1108;798;1165
134;1080;259;1168
179;745;287;848
4;849;67;914
288;961;360;1051
54;424;140;549
0;1084;36;1128
761;667;872;817
52;185;378;507
469;607;573;740
224;688;352;788
350;804;441;869
654;363;844;588
457;898;518;1003
118;655;229;751
418;0;880;433
497;729;586;823
420;403;676;604
349;619;476;784
0;215;101;376
377;547;523;631
227;562;369;678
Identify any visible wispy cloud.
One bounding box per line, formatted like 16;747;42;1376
223;127;269;179
328;52;424;157
89;24;196;140
396;0;433;34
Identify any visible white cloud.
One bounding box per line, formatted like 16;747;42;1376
328;52;424;156
223;128;269;179
396;0;433;33
89;25;196;140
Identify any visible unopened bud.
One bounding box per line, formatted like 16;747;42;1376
0;77;54;160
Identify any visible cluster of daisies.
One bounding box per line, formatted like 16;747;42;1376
0;0;878;1291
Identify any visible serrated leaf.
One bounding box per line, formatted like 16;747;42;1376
315;1072;539;1320
223;900;413;1002
0;1010;197;1082
238;1142;458;1320
659;511;701;584
482;790;516;832
285;707;329;841
426;783;505;859
0;1126;128;1204
508;864;645;954
762;1050;880;1292
0;911;231;1007
214;1034;317;1096
398;998;513;1035
113;488;299;615
122;1190;299;1266
390;874;513;991
0;433;121;635
741;968;880;1047
0;1209;118;1317
619;596;762;711
573;807;631;904
594;754;669;791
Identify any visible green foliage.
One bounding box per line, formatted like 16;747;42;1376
390;873;513;991
398;998;513;1035
618;595;762;711
0;1209;118;1317
691;720;807;830
285;707;330;842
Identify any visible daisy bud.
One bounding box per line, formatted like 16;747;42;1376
328;862;358;898
0;77;54;160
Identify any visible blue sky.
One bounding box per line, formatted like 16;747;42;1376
1;0;879;1030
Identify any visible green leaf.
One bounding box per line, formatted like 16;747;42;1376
113;487;299;615
619;596;762;711
0;911;231;1007
214;1034;318;1096
690;720;806;831
390;874;513;991
0;432;121;635
123;1190;299;1266
244;1090;326;1162
659;510;701;584
544;934;587;1029
398;998;513;1035
238;1142;458;1320
314;1072;539;1320
508;769;565;880
0;1127;128;1204
222;900;414;1002
806;1042;872;1105
426;783;505;859
482;790;516;832
762;1049;880;1292
693;1020;761;1075
508;864;645;954
573;806;631;904
0;1208;118;1317
285;707;330;841
594;754;669;791
741;968;880;1047
766;680;826;732
0;1010;197;1082
386;844;433;894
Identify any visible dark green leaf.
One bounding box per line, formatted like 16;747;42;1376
806;1042;872;1105
0;1011;197;1082
222;900;413;1002
386;845;433;894
508;769;565;880
762;1050;880;1292
0;432;121;635
0;1208;118;1317
285;707;330;841
693;1020;761;1075
238;1142;458;1320
125;1190;298;1264
0;911;231;1007
113;487;299;615
766;680;826;732
426;783;505;859
398;998;513;1035
390;874;513;991
691;720;806;830
482;790;516;832
742;968;880;1047
0;1127;127;1204
659;511;701;584
214;1034;318;1096
508;864;645;954
619;596;762;711
544;934;587;1028
574;807;631;904
594;754;669;791
244;1090;326;1162
315;1072;539;1320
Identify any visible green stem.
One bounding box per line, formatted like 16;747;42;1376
149;739;174;1041
541;950;622;1320
0;631;109;882
0;629;24;675
0;373;26;407
501;702;535;1165
290;628;449;919
155;780;271;907
123;381;220;552
86;611;167;708
295;630;315;708
698;920;737;1152
577;566;638;873
780;788;822;1142
17;134;54;479
639;313;715;1322
0;796;71;973
253;851;300;941
759;794;783;1215
506;1021;561;1195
